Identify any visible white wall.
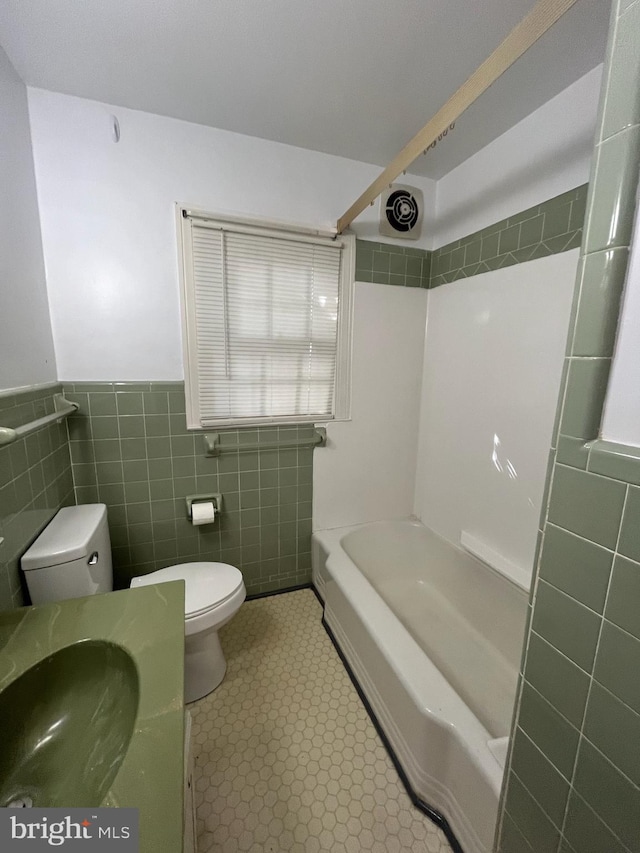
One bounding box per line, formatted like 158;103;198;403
27;88;436;381
313;282;427;531
0;49;56;391
414;250;578;580
433;67;602;249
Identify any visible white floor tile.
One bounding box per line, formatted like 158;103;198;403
190;589;453;853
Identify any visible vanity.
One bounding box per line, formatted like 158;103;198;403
0;582;188;853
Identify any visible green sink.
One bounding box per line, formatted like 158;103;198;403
0;640;139;808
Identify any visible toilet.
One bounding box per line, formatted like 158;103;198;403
21;503;246;702
131;562;245;702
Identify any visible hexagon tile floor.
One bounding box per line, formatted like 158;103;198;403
188;588;453;853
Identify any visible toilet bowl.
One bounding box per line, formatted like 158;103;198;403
131;562;246;702
21;504;246;702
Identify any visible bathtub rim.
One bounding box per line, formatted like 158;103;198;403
316;515;532;597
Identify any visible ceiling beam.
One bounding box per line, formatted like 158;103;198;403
336;0;580;234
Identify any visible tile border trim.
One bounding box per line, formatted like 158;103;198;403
354;240;431;288
0;380;60;400
430;184;587;288
355;184;588;289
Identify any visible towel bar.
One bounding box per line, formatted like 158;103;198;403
0;395;78;447
204;427;326;457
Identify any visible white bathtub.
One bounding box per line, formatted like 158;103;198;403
312;518;527;853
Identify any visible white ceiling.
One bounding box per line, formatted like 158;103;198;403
0;0;610;179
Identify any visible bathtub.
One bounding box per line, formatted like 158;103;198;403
312;518;527;853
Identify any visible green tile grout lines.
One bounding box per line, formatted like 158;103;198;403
430;184;586;287
62;383;315;598
0;384;75;611
355;183;588;289
498;2;640;852
354;241;431;288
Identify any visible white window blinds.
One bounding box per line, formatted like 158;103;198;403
180;214;352;428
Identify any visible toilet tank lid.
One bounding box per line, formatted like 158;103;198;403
21;504;108;571
130;562;244;617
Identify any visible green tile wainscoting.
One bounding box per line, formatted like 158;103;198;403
354;184;588;290
497;2;640;853
0;383;75;611
62;383;314;596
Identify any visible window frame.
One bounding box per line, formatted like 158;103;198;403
176;205;354;430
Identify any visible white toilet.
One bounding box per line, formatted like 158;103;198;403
131;562;245;702
21;503;246;702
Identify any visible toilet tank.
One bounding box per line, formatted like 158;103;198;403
21;504;113;605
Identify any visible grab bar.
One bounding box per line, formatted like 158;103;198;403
0;395;79;447
204;427;326;457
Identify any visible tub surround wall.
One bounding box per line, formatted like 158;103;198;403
352;187;588;567
0;384;75;611
498;3;640;852
414;250;578;584
313;282;427;532
63;383;314;596
0;47;56;391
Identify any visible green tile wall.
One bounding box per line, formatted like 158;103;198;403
354;240;431;287
0;384;75;611
429;185;587;288
355;184;588;290
498;2;640;852
63;383;314;596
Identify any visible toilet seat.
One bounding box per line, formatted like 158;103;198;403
131;561;242;615
184;582;246;636
130;562;245;632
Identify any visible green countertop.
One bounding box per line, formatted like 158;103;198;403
0;582;185;853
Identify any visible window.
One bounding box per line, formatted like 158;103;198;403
177;208;354;429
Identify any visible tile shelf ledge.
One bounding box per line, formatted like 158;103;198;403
587;439;640;486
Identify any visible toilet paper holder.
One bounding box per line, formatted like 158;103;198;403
185;494;222;520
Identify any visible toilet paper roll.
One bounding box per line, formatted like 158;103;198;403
191;502;216;526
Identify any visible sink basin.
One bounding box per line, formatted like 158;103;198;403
0;640;139;808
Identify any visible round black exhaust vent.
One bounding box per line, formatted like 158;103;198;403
385;189;420;233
